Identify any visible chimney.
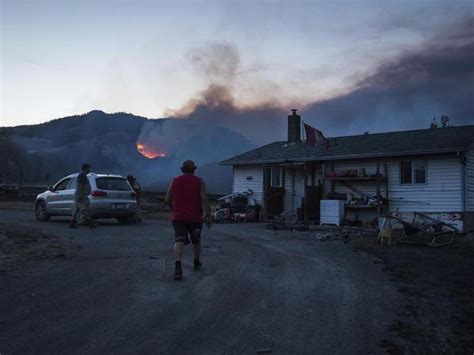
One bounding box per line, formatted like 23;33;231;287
288;109;301;144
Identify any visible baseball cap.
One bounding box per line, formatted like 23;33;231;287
181;160;197;170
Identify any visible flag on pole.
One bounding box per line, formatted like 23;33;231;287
304;122;330;149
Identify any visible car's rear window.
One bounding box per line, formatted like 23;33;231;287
96;177;131;191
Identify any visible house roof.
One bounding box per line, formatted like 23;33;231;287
221;125;474;166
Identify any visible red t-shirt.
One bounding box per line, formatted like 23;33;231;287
171;174;203;223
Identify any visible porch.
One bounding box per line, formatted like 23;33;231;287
262;163;323;222
261;160;390;224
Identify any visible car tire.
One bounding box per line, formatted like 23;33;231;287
76;210;88;226
35;201;50;222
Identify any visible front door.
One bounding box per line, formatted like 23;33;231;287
266;187;284;216
305;185;322;220
263;167;284;217
294;173;305;209
47;178;71;213
63;177;77;214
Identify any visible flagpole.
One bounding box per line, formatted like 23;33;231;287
303;119;308;180
302;120;307;168
302;119;308;227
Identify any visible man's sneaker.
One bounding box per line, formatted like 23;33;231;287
174;263;183;280
193;259;202;271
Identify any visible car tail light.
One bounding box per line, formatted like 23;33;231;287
91;190;107;197
130;192;136;198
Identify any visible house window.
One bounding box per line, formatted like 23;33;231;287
400;161;426;184
401;162;412;184
270;167;282;187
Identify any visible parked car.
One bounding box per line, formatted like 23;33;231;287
35;173;138;225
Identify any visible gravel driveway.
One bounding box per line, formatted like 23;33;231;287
0;210;400;354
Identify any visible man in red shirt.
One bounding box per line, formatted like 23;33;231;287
166;160;211;280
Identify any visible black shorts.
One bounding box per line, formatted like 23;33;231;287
172;221;202;245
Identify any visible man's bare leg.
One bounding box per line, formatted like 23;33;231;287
193;243;201;259
174;242;184;261
174;242;184;279
69;204;79;228
193;242;202;271
86;207;93;228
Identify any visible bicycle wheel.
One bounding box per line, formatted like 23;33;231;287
281;211;298;227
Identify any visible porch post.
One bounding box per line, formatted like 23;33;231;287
304;164;309;226
321;162;326;200
376;162;381;202
291;170;295;211
262;167;267;221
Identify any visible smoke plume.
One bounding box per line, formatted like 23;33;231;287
302;17;474;135
143;17;474;151
139;41;287;150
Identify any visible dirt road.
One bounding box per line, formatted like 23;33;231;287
0;210;400;354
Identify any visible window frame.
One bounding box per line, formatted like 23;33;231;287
95;177;132;191
270;167;283;188
53;178;71;192
67;177;77;190
400;160;427;185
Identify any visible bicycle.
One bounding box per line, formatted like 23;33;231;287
279;210;298;228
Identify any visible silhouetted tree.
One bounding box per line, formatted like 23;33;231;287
441;115;450;128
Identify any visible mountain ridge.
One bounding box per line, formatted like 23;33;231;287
0;110;254;193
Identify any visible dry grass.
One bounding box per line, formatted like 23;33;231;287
0;223;75;271
349;232;474;352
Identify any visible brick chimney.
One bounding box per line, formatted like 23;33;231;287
288;109;301;144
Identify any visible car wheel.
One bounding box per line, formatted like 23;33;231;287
35;201;50;222
76;210;88;226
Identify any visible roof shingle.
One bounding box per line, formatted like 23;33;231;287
221;125;474;165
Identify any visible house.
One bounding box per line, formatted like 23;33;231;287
220;110;474;231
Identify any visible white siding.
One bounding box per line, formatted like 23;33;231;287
283;168;294;211
232;155;463;214
464;146;474;211
322;156;462;213
233;166;264;204
387;157;462;212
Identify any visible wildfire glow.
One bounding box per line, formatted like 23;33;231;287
136;143;166;159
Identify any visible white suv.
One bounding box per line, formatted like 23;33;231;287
35;173;138;224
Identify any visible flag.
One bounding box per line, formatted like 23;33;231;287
304;123;316;146
304;123;330;149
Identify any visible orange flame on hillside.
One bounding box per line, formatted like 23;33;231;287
136;143;166;159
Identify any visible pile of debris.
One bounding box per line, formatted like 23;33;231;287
308;225;378;241
213;189;261;223
378;212;458;247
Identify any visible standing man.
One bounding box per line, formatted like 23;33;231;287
127;175;142;223
70;163;93;229
166;160;211;280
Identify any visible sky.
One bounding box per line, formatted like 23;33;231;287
1;0;473;127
